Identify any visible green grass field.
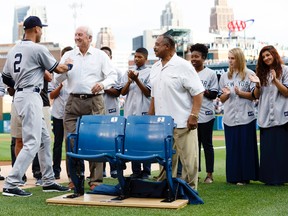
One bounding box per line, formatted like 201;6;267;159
0;133;66;161
0;132;288;216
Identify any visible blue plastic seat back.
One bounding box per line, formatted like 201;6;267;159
76;115;126;156
124;115;174;159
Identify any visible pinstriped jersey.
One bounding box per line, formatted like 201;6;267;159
104;67;123;115
257;65;288;128
2;40;58;90
120;66;151;117
198;67;219;123
219;69;256;126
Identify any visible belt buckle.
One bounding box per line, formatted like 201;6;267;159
79;94;87;99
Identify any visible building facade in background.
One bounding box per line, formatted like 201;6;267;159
160;1;183;31
209;0;234;34
95;27;116;50
13;5;48;43
133;1;183;51
95;27;129;73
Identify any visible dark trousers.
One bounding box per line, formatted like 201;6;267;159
198;119;215;173
52;117;64;177
103;162;116;173
132;162;151;175
32;154;42;179
11;137;16;166
177;159;182;177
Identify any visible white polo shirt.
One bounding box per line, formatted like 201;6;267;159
60;46;117;94
150;54;204;128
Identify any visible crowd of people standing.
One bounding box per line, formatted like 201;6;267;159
1;15;288;198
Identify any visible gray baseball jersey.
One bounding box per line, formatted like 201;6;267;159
120;66;151;117
219;68;256;126
257;65;288;128
198;67;219;123
3;40;58;89
2;40;58;189
104;68;123;115
50;78;69;120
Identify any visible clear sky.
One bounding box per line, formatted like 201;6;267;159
0;0;287;51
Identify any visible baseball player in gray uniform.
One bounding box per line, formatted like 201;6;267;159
2;16;72;197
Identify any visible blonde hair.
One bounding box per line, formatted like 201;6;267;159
228;48;247;80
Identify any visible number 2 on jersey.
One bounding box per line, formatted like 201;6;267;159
14;53;22;73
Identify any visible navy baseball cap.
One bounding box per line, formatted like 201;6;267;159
23;16;48;30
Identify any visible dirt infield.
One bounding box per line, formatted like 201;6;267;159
0;161;10;166
213;136;225;141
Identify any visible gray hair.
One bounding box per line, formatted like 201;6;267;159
77;25;93;38
85;26;93;37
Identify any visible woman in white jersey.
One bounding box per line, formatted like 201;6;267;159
219;48;259;185
250;45;288;185
190;44;218;183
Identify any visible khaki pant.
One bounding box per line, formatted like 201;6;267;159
158;128;199;190
64;94;105;183
10;104;51;138
10;103;23;138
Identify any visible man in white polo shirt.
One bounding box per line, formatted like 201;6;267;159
148;34;204;190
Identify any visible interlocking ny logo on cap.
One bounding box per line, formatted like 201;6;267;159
23;16;48;30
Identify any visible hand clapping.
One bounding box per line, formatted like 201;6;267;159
249;74;260;84
270;69;277;81
222;86;230;95
128;70;139;81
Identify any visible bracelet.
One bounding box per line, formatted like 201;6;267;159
190;113;199;120
67;63;73;71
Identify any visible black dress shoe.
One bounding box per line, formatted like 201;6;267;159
0;175;4;181
65;193;84;199
130;173;142;179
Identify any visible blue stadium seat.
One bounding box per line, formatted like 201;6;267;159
66;115;126;197
67;115;126;163
116;115;175;202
